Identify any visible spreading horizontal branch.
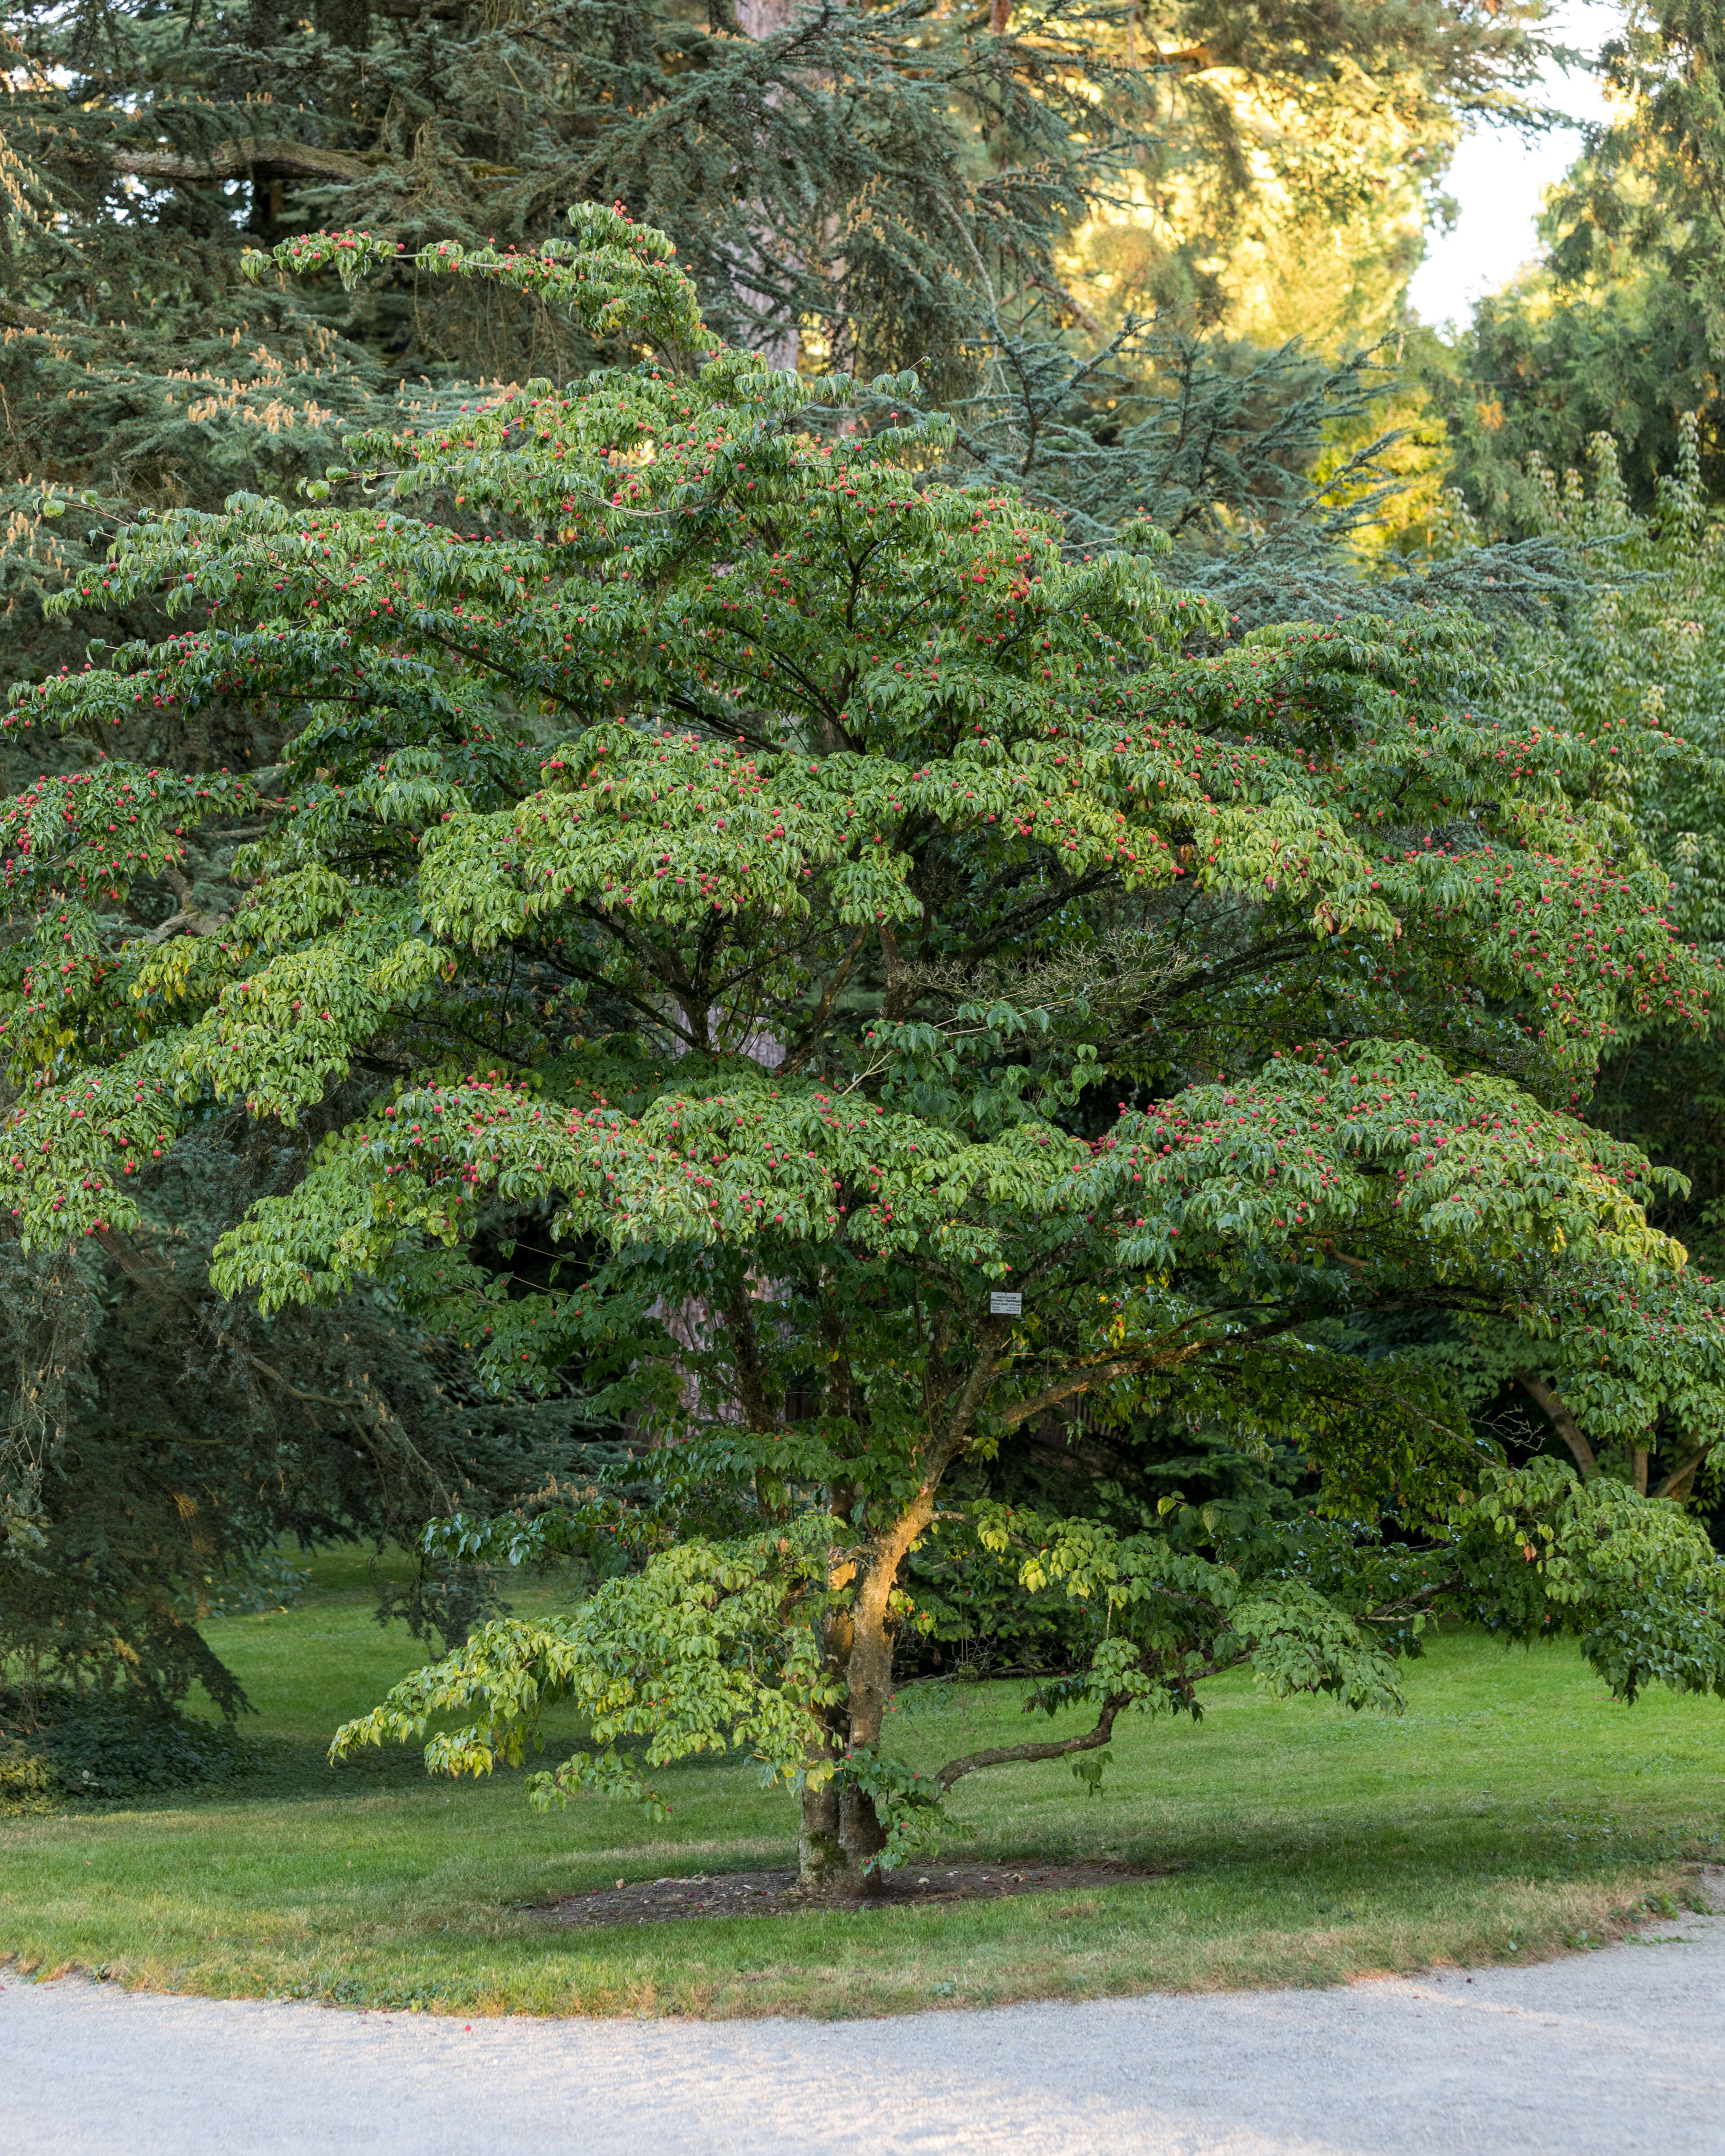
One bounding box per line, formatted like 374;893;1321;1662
998;1354;1185;1428
934;1688;1129;1790
80;138;370;186
997;1309;1240;1430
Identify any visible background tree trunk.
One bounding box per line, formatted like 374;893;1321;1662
1654;1446;1710;1501
735;0;809;373
1516;1372;1597;1479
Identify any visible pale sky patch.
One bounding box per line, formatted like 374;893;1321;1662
1408;0;1620;331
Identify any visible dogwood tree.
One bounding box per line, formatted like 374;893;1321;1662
8;205;1725;1892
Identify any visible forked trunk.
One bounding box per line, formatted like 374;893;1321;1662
797;1600;892;1897
797;1519;916;1897
797;1777;887;1897
795;1339;998;1895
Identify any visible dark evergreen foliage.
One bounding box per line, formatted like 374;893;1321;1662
3;0;1553;679
0;1691;255;1798
0;1112;607;1713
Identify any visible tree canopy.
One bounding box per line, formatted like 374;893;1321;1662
1;0;1557;684
8;204;1725;1880
1436;0;1725;527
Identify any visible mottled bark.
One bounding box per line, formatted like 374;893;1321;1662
798;1775;845;1886
795;1329;1005;1895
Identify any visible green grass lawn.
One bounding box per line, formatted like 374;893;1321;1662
2;1545;1721;2019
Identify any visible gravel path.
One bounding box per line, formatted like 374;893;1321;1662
5;1892;1723;2156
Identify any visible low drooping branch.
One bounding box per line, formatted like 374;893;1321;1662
1362;1574;1458;1619
934;1688;1130;1791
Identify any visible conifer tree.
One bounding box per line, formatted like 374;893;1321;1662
10;211;1725;1883
2;0;1555;675
1438;0;1725;525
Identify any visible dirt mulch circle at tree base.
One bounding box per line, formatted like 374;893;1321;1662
526;1860;1171;1928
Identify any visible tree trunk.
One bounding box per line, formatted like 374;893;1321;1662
797;1669;888;1897
1654;1446;1709;1502
796;1777;889;1893
1516;1372;1597;1479
794;1332;1001;1895
735;0;806;375
795;1484;934;1897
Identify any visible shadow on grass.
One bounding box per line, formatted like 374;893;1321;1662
3;1591;1722;2017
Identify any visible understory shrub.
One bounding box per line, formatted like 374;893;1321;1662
0;1695;257;1801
